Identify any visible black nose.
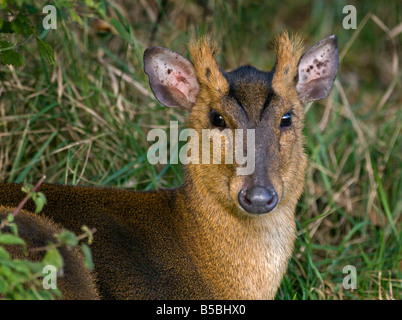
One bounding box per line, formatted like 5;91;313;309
238;186;278;214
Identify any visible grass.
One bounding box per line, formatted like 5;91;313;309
0;0;401;299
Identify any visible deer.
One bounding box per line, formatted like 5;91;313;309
0;31;338;299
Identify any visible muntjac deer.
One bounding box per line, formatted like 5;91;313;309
0;31;338;299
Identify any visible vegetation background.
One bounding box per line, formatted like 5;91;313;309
0;0;400;299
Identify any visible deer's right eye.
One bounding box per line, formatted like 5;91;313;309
210;111;226;128
280;112;292;128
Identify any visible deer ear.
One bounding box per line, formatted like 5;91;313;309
296;35;339;104
144;47;200;111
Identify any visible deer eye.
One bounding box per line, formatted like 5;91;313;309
210;111;226;128
280;112;292;128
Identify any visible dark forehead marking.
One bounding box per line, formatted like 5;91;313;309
223;66;275;120
260;90;277;121
228;83;248;119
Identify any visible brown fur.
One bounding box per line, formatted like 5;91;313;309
0;31;338;299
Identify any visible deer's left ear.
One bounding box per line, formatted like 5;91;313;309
296;35;339;104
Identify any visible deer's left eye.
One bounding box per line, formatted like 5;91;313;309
210;111;227;128
280;113;292;128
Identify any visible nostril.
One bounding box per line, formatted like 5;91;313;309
267;189;278;207
267;195;274;206
241;190;252;206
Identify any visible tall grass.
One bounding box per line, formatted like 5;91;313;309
0;0;400;299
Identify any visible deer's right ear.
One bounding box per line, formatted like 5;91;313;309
296;35;339;104
144;47;200;111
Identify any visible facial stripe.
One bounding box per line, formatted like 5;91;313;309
228;84;249;121
223;66;274;122
259;90;276;121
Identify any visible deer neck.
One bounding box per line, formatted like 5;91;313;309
175;170;297;299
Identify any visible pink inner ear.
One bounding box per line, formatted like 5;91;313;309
168;69;193;98
153;55;199;105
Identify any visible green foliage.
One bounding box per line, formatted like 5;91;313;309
0;0;106;68
0;39;25;67
0;244;60;300
0;233;25;246
0;185;61;299
35;36;56;66
21;181;47;213
81;244;93;270
0;1;52;68
42;247;63;270
0;181;94;300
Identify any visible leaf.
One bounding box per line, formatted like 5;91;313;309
0;234;25;246
36;36;56;66
24;260;45;274
81;244;94;270
42;247;63;270
32;192;47;213
0;246;11;260
85;0;95;6
8;222;18;236
10;260;31;278
21;181;33;194
0;264;13;279
7;214;14;223
0;40;12;50
57;230;78;247
0;275;9;294
0;49;25;67
81;225;94;245
0;40;24;67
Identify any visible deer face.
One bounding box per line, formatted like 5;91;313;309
144;32;338;216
